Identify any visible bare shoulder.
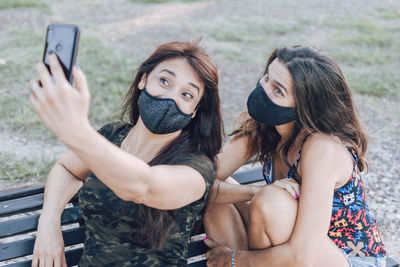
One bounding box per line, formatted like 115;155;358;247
299;133;353;185
302;133;348;156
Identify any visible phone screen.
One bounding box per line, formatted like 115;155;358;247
43;24;80;84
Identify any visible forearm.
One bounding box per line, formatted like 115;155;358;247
63;124;152;201
41;163;83;220
212;179;259;204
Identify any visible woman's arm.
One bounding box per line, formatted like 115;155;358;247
41;150;90;218
62;125;210;210
206;134;354;266
33;151;90;267
211;177;261;204
30;55;212;210
216;135;254;181
208;136;261;204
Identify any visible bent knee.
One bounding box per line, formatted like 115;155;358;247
250;185;298;219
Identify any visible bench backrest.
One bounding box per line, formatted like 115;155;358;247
0;167;264;267
2;168;397;267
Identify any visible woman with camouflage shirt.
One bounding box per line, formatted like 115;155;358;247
29;41;223;266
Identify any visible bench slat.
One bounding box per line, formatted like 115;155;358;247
188;259;207;267
231;166;264;184
0;206;84;238
187;239;208;258
0;226;86;261
65;247;84;266
0;194;79;217
2;247;84;267
0;186;44;202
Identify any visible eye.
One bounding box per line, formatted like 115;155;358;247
160;77;169;87
182;92;194;100
274;87;284;96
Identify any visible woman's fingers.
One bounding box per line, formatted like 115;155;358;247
273;179;300;199
284;178;300;196
204;237;218;248
45;258;53;267
54;255;62;267
48;53;69;88
31;254;39;267
39;257;45;267
72;66;90;99
277;181;296;198
35;62;53;90
29;80;45;103
62;252;67;267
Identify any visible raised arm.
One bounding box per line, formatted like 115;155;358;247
61;125;209;210
30;55;212;211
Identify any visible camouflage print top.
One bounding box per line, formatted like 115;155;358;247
78;122;216;267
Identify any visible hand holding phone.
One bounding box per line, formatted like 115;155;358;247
43;24;80;84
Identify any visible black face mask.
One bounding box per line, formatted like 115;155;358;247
247;82;296;126
138;88;193;134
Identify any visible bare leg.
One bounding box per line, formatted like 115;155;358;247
248;185;297;249
248;185;350;266
203;201;249;250
203;178;250;250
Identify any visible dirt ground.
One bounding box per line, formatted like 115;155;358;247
1;0;399;260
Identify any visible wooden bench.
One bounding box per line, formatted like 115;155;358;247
0;166;398;267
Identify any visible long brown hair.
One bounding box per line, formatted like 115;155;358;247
119;41;223;249
233;46;368;173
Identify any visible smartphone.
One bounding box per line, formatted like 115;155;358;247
42;24;80;84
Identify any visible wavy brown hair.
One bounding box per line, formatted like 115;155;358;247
119;41;223;250
233;46;368;174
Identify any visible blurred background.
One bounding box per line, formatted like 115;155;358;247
0;0;399;260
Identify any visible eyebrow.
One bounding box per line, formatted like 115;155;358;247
267;64;289;94
273;80;288;94
160;69;200;94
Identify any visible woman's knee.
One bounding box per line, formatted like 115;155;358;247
249;185;298;245
250;185;297;217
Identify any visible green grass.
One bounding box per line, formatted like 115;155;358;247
344;67;400;97
193;17;305;44
214;45;251;63
330;17;396;47
77;35;139;126
0;28;51;137
0;27;139;138
0;28;139;185
326;16;400;97
0;154;55;183
0;0;47;9
0;28;44;90
191;16;308;64
329;47;396;66
376;7;400;19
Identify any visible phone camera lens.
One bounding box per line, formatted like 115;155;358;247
48;49;53;55
56;44;62;52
